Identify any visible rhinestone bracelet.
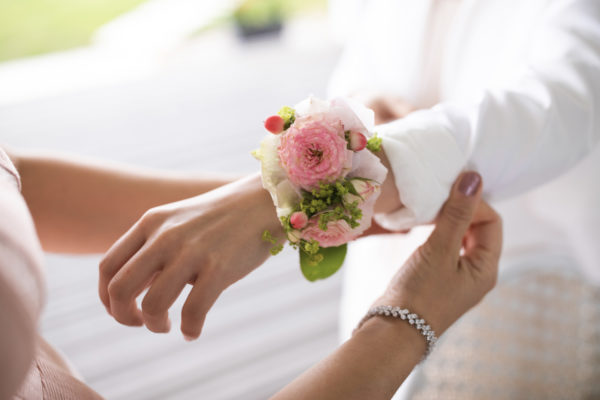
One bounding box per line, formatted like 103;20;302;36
354;305;438;359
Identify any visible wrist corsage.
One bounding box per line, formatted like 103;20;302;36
253;96;387;281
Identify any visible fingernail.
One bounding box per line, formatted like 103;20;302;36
458;172;481;196
183;334;196;342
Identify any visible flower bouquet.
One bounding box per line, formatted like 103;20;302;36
253;96;387;281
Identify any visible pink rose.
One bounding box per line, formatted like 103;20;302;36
300;217;356;248
278;115;352;190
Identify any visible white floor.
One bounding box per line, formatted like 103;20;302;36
0;21;344;399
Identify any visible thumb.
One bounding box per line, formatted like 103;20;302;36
427;171;483;256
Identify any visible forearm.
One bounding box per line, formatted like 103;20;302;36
272;317;424;400
9;142;398;254
375;2;600;231
9;149;238;253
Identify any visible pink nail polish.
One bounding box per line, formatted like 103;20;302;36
458;172;481;196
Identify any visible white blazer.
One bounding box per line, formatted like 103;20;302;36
328;0;600;346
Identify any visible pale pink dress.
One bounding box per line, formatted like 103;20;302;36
0;148;103;399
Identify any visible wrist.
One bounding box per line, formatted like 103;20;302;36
245;173;285;236
374;298;449;338
354;315;425;371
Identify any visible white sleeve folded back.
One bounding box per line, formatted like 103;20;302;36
375;0;600;230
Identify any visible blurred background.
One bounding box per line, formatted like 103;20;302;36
0;0;347;398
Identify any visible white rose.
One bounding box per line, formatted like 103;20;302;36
253;134;300;218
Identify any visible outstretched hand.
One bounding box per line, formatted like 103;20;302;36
98;174;282;340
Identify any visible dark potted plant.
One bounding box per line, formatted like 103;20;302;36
233;0;284;39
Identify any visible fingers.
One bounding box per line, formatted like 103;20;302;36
370;97;415;124
428;171;483;256
462;200;503;274
180;273;222;341
106;242;164;326
359;220;410;237
99;224;146;313
385;97;415;119
141;262;193;333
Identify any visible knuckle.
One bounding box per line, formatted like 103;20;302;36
141;297;165;318
201;255;219;276
141;207;168;228
444;201;472;223
98;258;112;278
107;281;127;302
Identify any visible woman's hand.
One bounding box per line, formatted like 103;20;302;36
271;172;502;400
98;174;282;340
371;171;502;336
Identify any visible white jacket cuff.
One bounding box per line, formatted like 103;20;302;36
374;106;468;230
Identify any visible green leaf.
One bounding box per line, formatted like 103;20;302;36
300;244;347;282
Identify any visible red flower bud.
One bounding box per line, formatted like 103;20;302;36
264;115;285;134
348;131;367;151
290;211;308;229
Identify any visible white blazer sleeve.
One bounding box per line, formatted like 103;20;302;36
376;0;600;230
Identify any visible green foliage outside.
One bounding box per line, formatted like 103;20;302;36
0;0;148;62
234;0;327;27
0;0;327;63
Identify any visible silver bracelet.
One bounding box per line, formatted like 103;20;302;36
354;305;438;359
